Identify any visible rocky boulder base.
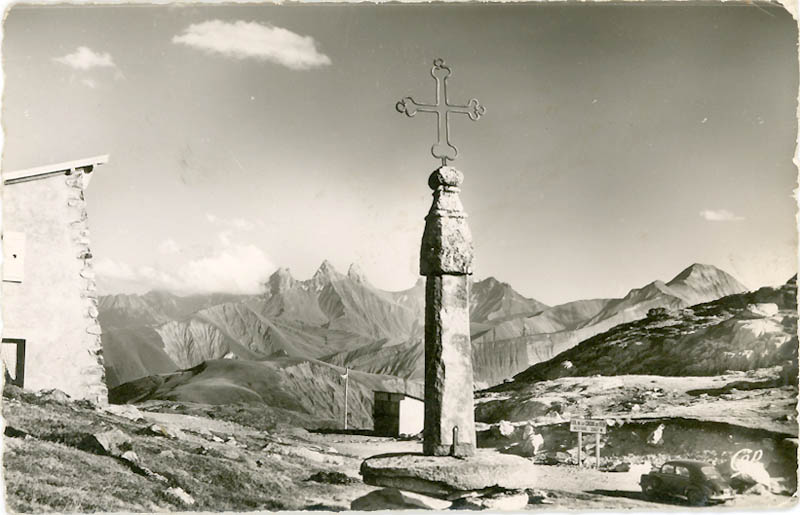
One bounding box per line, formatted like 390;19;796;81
354;451;538;509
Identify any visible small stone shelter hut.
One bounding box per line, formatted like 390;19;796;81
2;155;109;403
373;391;424;437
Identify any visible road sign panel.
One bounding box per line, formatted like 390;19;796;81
570;419;607;434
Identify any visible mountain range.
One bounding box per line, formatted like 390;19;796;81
100;262;747;392
504;275;797;386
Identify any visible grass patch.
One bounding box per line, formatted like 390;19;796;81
3;387;370;512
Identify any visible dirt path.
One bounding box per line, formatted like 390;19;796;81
310;433;796;511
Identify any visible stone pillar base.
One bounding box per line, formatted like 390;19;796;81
424;442;475;457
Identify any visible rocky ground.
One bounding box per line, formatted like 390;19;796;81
477;367;797;435
3;381;797;512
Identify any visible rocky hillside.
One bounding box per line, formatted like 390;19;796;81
99;291;247;330
108;357;423;430
503;277;796;385
2;385;385;512
469;264;748;385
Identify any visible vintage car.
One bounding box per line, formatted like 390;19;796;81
640;460;735;506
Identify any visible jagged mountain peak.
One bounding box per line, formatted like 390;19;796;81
314;259;339;277
668;263;731;284
666;263;746;305
266;267;296;295
474;276;505;288
470;275;549;322
347;263;368;284
308;260;342;287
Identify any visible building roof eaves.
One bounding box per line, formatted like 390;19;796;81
3;154;109;185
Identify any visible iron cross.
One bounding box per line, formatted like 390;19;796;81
396;58;485;166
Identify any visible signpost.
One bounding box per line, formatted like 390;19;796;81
341;368;350;430
570;419;606;469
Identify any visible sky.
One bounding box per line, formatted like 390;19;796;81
2;2;797;305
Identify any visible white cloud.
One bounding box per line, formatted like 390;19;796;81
94;258;137;281
158;238;181;255
699;209;745;222
217;231;233;247
81;78;98;89
172;20;331;70
54;46;116;70
95;239;275;295
176;243;274;294
206;213;219;224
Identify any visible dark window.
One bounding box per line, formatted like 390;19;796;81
1;338;25;387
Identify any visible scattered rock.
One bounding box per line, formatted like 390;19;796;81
453;490;529;511
647;424;665;445
165;486;195;506
517;425;544;457
209;430;229;442
146;423;184;440
102;404;144;422
35;389;71;404
263;443;340;464
78;429;132;457
306;471;358;485
4;426;31;439
350;488;452;510
609;462;631;472
120;450;140;464
159;450;176;459
225;436;245;448
743;303;779;318
769;477;794;495
494;420;515;438
539;451;571;465
730;458;771;489
526;488;555;504
744;483;769;495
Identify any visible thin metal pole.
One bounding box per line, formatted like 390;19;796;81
344;368;349;430
596;432;601;469
577;431;582;467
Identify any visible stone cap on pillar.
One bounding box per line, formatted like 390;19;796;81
420;166;474;276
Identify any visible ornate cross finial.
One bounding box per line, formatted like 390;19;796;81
396;58;485;166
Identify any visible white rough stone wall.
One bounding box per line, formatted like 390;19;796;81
2;169;107;402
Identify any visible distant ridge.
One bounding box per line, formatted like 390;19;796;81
501;276;797;386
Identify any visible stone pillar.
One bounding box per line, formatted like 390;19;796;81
420;166;475;457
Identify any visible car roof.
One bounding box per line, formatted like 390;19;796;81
664;460;713;468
